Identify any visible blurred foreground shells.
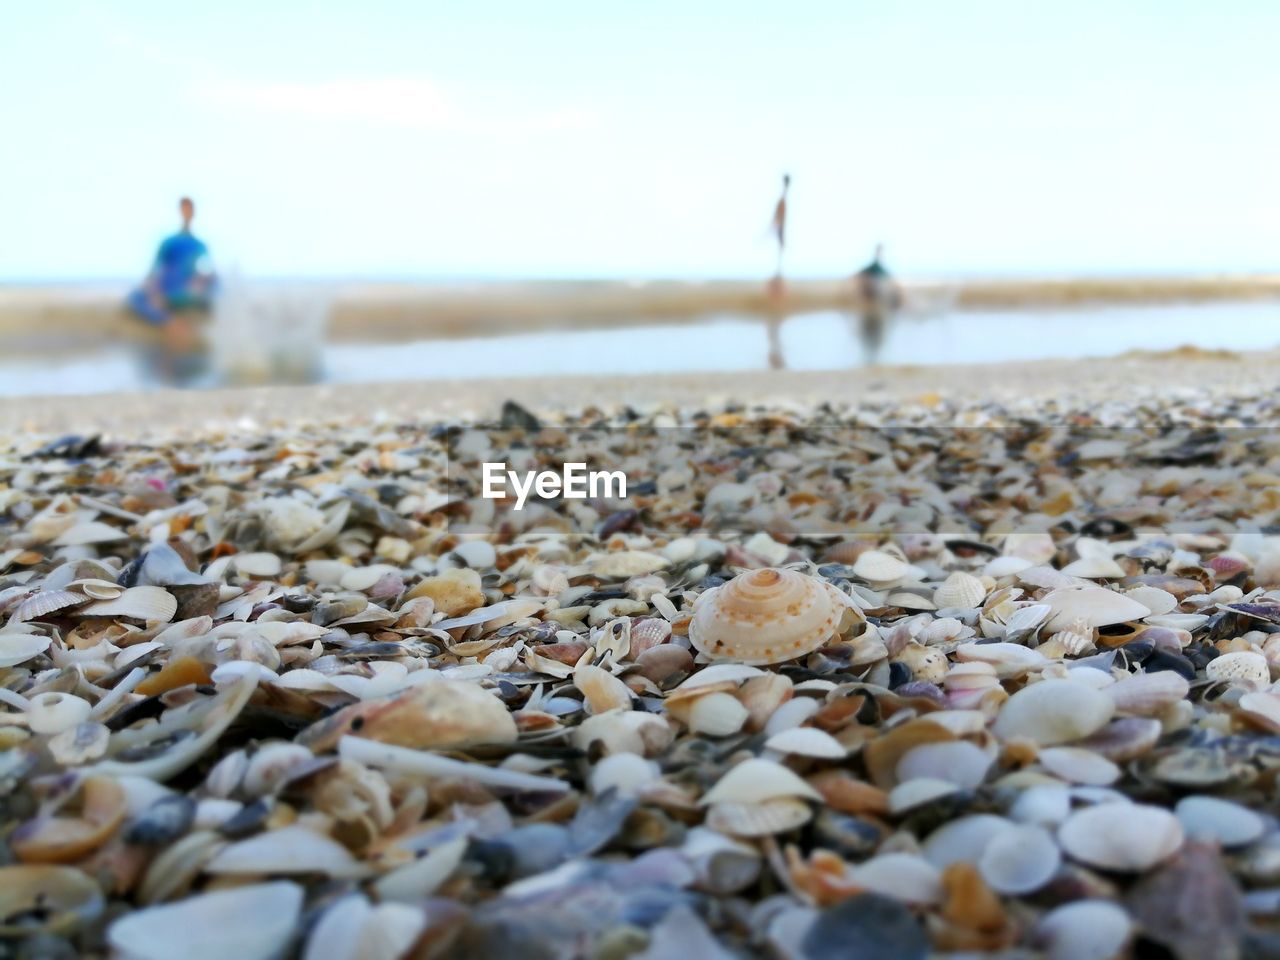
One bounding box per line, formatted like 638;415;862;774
1;397;1279;957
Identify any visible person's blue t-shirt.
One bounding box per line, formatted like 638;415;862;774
154;231;210;298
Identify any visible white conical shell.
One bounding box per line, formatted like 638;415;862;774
1057;803;1183;871
689;568;849;666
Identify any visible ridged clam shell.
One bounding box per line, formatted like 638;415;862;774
934;572;986;609
1106;671;1190;715
1057;803;1183;871
688;568;847;666
1204;650;1270;686
704;798;812;837
11;590;90;622
79;586;177;624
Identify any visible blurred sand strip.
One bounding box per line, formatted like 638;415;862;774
3;275;1280;351
3;348;1276;440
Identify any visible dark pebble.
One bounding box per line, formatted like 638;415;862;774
125;795;195;846
801;893;928;960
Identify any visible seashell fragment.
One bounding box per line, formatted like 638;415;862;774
852;550;909;583
1057;803;1183;871
12;589;90;622
11;776;128;863
406;567;485;616
0;632;52;667
108;881;302;960
1037;747;1120;786
895;740;992;789
688;568;851;665
847;853;943;905
686;691;748;736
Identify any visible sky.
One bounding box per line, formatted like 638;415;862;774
2;0;1279;281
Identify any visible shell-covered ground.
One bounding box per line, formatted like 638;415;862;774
1;390;1280;960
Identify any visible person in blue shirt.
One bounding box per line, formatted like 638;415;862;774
127;197;216;326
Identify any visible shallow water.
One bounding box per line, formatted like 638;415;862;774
2;300;1278;397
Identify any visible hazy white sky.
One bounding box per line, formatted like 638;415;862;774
3;0;1279;280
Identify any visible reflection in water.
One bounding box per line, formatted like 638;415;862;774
851;244;902;366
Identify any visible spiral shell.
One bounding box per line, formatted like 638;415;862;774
689;568;850;666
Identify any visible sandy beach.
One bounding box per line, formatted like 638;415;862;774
2;347;1275;438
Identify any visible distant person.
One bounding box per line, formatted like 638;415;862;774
770;174;790;279
852;243;902;365
127;197;216;328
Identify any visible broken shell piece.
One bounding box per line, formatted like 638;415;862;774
688;568;851;666
686;692;748;736
0;864;104;937
108;881;303;960
764;726;846;758
11;776;128;863
204;825;367;878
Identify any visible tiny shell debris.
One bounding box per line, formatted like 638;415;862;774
0;396;1279;956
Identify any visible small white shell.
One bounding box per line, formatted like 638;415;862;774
700;758;822;806
686;692;749;737
705;797;812;837
934;572;987;610
589;753;661;797
1038;747;1120;786
1036;900;1132;960
204;825;367;878
896;740;992;789
888;777;960;814
1174;795;1267;847
1057;803;1183;871
955;641;1048;678
1205;650;1270;686
1106;671;1190;715
1042;587;1151;632
763;726;846;758
574;664;634;714
852;550;909;583
847;853;942;905
979;823;1061;894
688;568;850;666
992;679;1115;746
233;552;283;579
53;521;128;547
